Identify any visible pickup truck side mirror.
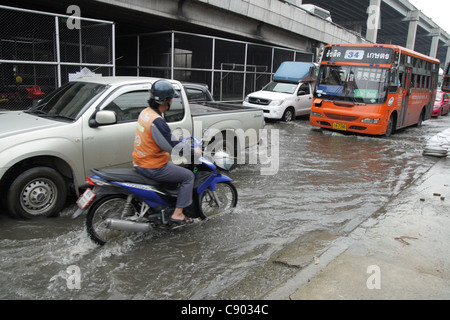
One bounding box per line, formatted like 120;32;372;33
297;90;306;96
89;110;117;128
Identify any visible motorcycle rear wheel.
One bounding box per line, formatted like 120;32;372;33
198;181;237;220
86;194;140;245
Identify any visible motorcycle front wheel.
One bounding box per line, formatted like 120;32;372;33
198;181;237;220
86;194;139;245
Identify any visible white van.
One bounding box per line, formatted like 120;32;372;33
243;62;317;122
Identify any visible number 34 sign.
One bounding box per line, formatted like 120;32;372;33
345;50;365;60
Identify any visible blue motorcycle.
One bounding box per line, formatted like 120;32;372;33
73;138;237;246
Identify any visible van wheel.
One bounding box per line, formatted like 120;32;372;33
281;108;295;122
6;167;67;219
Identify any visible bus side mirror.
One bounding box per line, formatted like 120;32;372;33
388;84;398;93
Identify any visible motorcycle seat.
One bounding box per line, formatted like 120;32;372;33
91;168;162;186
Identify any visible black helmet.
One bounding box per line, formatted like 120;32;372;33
149;80;180;107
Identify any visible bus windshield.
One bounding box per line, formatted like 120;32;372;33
315;65;389;104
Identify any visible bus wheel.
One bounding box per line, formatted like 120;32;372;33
416;110;425;127
384;115;395;137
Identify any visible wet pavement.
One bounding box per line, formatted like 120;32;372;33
266;157;450;299
1;114;450;300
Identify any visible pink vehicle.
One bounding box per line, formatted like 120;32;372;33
432;90;450;117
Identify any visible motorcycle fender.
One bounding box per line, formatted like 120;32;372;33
71;185;127;219
197;174;232;194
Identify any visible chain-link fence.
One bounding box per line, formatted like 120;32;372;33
116;31;313;102
0;5;114;110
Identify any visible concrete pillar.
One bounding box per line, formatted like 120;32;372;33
429;28;440;58
405;10;419;50
366;0;381;43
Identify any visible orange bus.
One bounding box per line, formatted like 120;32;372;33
310;44;440;136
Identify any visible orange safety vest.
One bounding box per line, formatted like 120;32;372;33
132;107;170;169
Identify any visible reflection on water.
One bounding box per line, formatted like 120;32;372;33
1;116;448;299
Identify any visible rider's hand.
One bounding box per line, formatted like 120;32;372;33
194;146;203;155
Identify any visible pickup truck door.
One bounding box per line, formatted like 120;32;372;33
82;84;151;175
295;82;313;114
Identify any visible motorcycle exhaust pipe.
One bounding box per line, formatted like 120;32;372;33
106;219;152;233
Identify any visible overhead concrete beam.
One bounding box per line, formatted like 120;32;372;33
97;0;368;51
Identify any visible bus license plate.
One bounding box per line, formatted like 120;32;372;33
76;188;96;209
333;122;347;131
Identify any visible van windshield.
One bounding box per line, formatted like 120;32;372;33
314;65;389;104
263;81;298;94
26;82;108;121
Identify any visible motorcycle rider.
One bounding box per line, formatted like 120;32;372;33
133;79;199;225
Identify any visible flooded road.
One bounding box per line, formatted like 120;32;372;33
1;115;449;300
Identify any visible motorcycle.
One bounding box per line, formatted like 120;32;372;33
72;138;238;246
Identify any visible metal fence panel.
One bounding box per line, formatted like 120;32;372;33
0;5;114;110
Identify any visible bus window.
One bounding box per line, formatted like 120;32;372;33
316;65;389;103
442;63;450;93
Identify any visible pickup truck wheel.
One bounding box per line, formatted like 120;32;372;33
6;167;67;219
281;108;295;122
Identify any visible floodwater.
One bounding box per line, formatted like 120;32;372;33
1;115;449;300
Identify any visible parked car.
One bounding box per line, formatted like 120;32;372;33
432;90;450;117
243;62;317;122
0;77;264;219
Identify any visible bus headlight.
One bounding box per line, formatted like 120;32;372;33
360;118;380;123
311;112;323;117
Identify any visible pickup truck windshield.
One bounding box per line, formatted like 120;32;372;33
263;81;298;94
27;82;108;120
314;65;389;104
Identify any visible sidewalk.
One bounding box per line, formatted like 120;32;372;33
265;157;450;300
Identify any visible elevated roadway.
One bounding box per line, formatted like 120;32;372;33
4;0;450;66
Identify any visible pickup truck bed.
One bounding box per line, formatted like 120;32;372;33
190;102;262;115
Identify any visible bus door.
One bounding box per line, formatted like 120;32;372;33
399;67;412;127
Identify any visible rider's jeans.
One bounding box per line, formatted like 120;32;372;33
135;162;194;209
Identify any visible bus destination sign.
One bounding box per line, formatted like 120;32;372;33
322;46;393;64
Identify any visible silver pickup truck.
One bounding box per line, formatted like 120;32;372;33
0;77;264;219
